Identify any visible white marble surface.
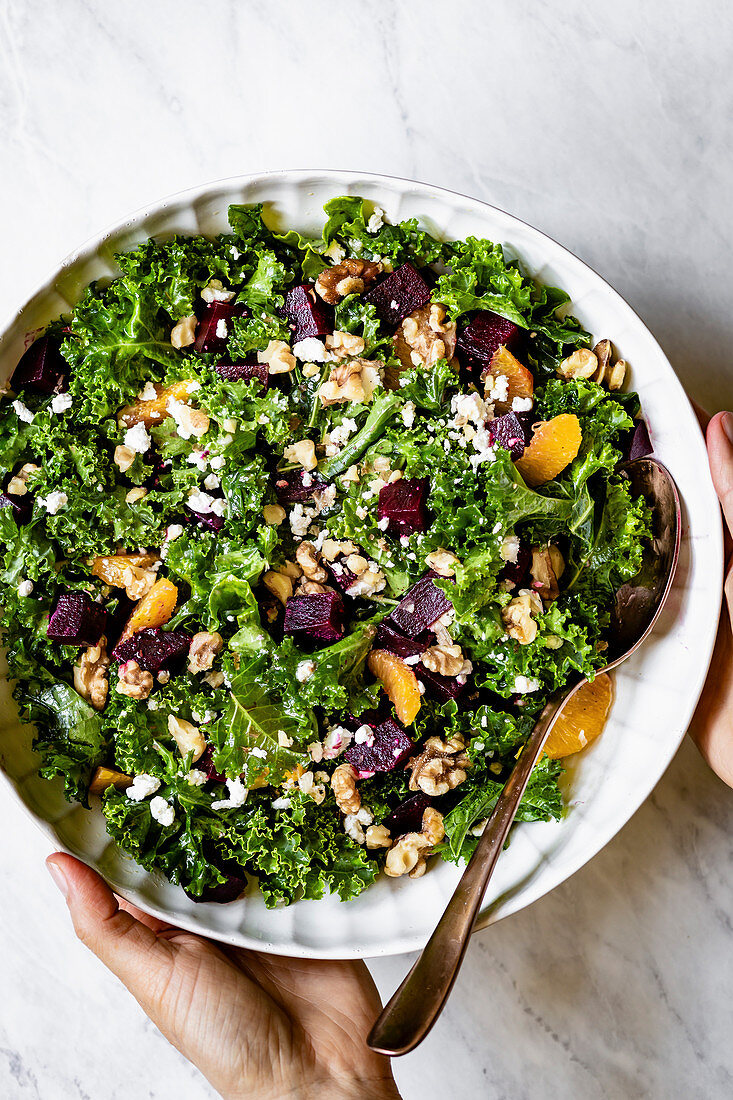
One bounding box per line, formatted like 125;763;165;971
1;2;732;1098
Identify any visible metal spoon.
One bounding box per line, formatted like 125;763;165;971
368;457;681;1057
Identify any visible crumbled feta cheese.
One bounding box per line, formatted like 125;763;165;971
451;392;488;427
212;778;248;811
201;279;235;304
127;773;161;802
323;241;346;263
500;535;520;563
17;579;33;597
12;400;34;424
296;659;316;682
209;455;226;471
215;318;228;340
354;724;374;746
138;381;158;402
322;725;353;759
185;769;208;786
187;490;225;515
271;796;292;810
487;374;509;403
166;523;184;542
203;473;220;491
250;746;267;760
343;805;374;844
149;796;176;827
473;741;485;752
511;395;533;413
401;400;416;428
50;392;73;414
37;490;68;515
513;675;541;694
293;337;327;362
289;503;312;539
123;423;151;454
167;398;210;441
366;206;385;233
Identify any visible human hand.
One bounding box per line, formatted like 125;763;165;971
45;854;400;1100
689;409;733;787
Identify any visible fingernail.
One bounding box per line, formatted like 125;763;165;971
46;859;69;898
722;412;733;445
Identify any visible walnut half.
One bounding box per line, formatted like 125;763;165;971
73;636;110;711
331;762;361;814
407;736;471;797
315;258;381;304
384;807;445;879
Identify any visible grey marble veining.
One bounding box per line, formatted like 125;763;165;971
1;2;732;1097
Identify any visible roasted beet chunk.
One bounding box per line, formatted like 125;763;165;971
456;311;523;372
387;573;452;637
284;591;345;644
363;262;431;327
188;509;225;533
273;468;324;504
47;592;106;646
215;359;269;388
112;627;191;671
415;662;468;704
284;284;334;343
198;747;227;784
344;712;414;777
626;418;653;462
188;871;247;905
488;412;533;460
194;301;247;354
383;792;432;837
377;478;429;536
0;491;32;526
500;541;531;589
373;621;428;660
11;334;67;394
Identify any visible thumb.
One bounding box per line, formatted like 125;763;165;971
46;853;175;995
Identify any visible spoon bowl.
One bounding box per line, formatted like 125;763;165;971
368;457;681;1057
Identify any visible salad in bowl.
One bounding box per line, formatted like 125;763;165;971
0;195;652;907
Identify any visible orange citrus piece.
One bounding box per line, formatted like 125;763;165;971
368;649;422;725
91;553;158;589
515;413;582;487
543;673;613;759
120;578;178;640
89;766;133;796
487;346;534;413
118;380;197;428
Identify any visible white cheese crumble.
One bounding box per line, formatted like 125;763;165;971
50;392;73;414
17;579;33;597
296;659;316;682
293;337;327;362
187;490;226;516
322;725;353;760
185;769;208;786
354;723;375;746
12;400;34;423
167;398;209;441
37;491;68;515
203;473;220;491
513;675;541;694
149;796;176;827
202;279;235;304
250;747;267;760
127;773;161;802
271;796;292;810
401;400;416;428
366;207;385;233
500;535;520;563
487;374;510;403
138;381;158;401
123;423;151;454
212;778;248;811
215;318;228;340
323;241;346;263
209;454;226;471
511;395;533;413
343;806;374;844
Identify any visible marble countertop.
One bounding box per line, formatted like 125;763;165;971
1;2;732;1098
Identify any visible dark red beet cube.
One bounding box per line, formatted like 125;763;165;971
387;573;452;637
415;662;468;704
324;558;359;596
383;792;432;837
456;311;523;372
112;626;191;670
488;412;532;460
500;541;531;589
344;712;414;777
377;478;429;536
215;359;269;388
194;301;247;354
11;335;67;394
47;592;106;646
187;508;225;532
373;622;427;660
188;871;247;904
284;284;334;343
273;468;324;504
198;746;227;784
627;418;653;462
363;262;431;327
0;491;32;526
284;591;345;644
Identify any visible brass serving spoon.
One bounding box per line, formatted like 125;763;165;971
368;457;681;1057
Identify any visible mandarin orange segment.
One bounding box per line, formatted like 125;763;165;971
515;413;582;487
91;553;158;589
543;673;613;759
118;380;197;428
487;346;534;413
367;648;422;725
120;578;178;640
89;766;133;796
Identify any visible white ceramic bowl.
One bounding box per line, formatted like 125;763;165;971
0;171;722;958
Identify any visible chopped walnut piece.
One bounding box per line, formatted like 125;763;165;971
393;303;457;372
424;548;460;577
530;545;565;602
325;330;366;359
421;643;465;678
365;823;392;849
557;348;598;381
116;660;153;700
168;714;206;762
331;762;361;814
318;359;381;406
315;258;381;304
283;439;317;470
501;591;543;645
188;631;224;674
263;571;293;605
384;807;446;878
295;541;328;582
407;737;470;797
170;314;197;349
257;340;296;375
592;339;612;385
608;360;627;390
73;636;110;711
7;462;40;496
113;445;136;473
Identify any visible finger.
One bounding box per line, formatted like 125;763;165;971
691;399;711;433
116;895;174;935
706;412;733;549
46;854;176;989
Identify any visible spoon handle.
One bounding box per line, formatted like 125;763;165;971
367;683;578;1057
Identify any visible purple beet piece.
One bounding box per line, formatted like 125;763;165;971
373;622;428;660
488;412;533;460
0;491;32;526
387;573;452;638
198;747;227;784
284;591;345;644
215;359;269;388
284;284;334;343
500;541;531;589
112;626;191;670
47;592;106;646
11;334;67;394
383;792;432;837
344;712;414;777
456;311;523;372
324;557;359;596
188;508;225;532
627;418;653;462
377;477;429;536
194;301;247;354
415;662;468;704
363;262;431;327
188;871;247;904
273;468;324;503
